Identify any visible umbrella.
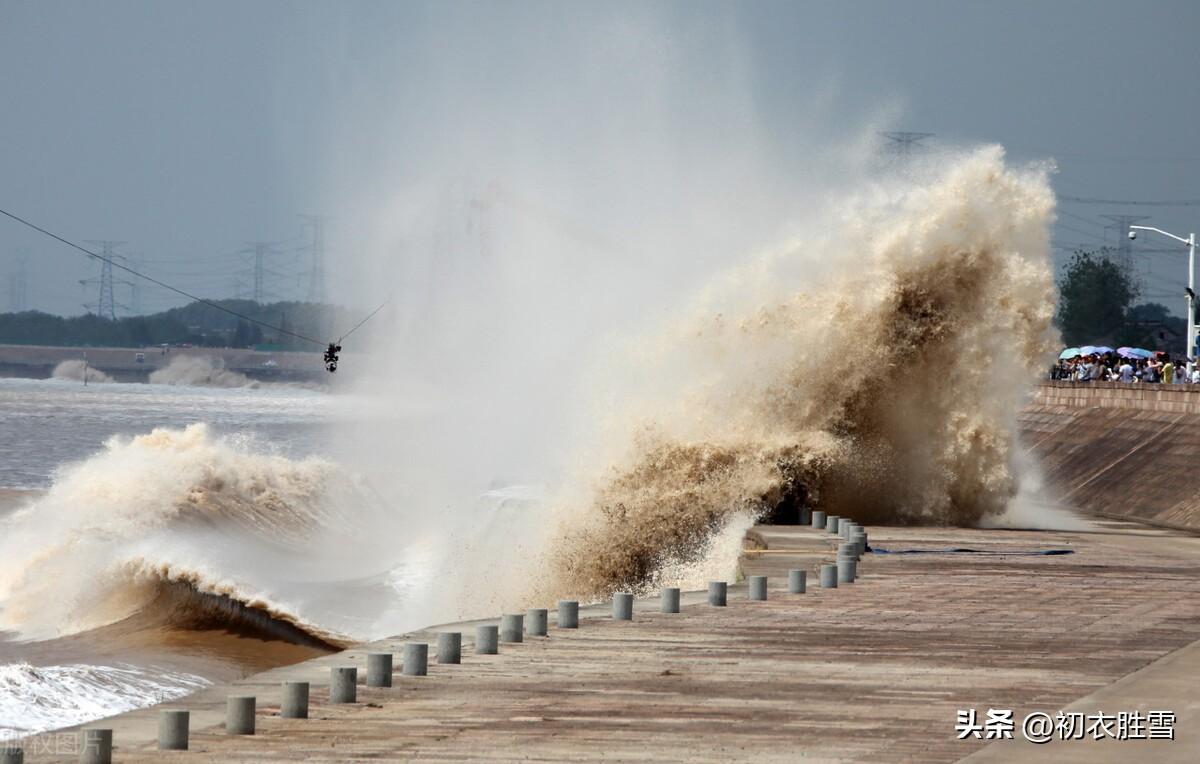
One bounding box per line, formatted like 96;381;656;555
1129;348;1155;359
1080;345;1099;355
1059;348;1082;359
1093;346;1115;354
1116;347;1138;359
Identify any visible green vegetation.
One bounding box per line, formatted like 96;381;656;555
1055;248;1139;345
1056;247;1188;353
0;300;349;349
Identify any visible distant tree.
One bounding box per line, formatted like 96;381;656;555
1117;301;1188;354
1055;248;1139;345
232;319;263;348
0;299;346;349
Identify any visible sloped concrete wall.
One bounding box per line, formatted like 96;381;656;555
1021;381;1200;531
1032;380;1200;414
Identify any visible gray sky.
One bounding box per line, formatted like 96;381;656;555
2;0;1199;317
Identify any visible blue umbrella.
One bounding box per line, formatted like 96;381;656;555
1129;348;1155;359
1059;347;1082;359
1080;345;1099;355
1093;346;1115;354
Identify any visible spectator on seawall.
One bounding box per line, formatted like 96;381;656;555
1051;348;1193;384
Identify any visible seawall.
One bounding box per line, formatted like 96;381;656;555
1020;380;1200;532
0;343;326;383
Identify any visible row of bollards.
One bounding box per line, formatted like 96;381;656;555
51;520;868;764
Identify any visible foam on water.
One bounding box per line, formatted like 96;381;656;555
0;662;210;742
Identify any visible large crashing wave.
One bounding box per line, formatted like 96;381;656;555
548;148;1058;597
3;149;1059;642
0;424;416;646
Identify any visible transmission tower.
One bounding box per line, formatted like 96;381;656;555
1101;214;1151;273
880;131;935;158
80;240;129;319
7;252;28;312
300;215;329;304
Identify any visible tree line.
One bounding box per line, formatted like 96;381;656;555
1056;247;1188;354
0;300;349;349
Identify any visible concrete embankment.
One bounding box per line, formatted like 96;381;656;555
0;343;325;382
16;520;1200;763
1021;381;1200;532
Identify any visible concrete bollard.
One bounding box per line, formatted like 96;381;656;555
158;709;189;750
852;532;868;555
811;510;826;528
281;681;309;718
613;592;634;620
78;729;112;764
839;541;859;561
227;695;255;735
500;614;524;643
820;564;838;588
527;608;548;637
437;632;463;664
476;624;499;654
827;515;840;533
330;667;357;703
0;747;22;764
367;652;393;687
837;559;857;584
403;642;429;676
661;586;681;613
748;575;768;600
841;521;856;540
708;580;727;606
837;560;858;581
557;600;579;629
788;569;807;593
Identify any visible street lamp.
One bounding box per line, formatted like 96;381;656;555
1129;225;1197;376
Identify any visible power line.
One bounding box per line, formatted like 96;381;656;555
1100;214;1151;273
79;240;130;320
1057;210;1108;231
0;207;326;347
238;241;287;304
1061;195;1200;207
1056;222;1106;241
127;254;144;315
337;294;390;343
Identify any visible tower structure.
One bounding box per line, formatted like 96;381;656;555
7;252;28;312
1101;214;1151;273
879;131;935;159
80;240;128;319
300;215;329;304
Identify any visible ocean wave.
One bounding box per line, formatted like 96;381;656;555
547;147;1058;597
148;355;260;388
0;423;402;645
0;662;210;742
50;360;113;384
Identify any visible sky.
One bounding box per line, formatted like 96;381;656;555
2;0;1199;318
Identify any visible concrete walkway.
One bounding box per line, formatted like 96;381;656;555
16;519;1200;762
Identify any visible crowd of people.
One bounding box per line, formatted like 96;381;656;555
1051;352;1200;384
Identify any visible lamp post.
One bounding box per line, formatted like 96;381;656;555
1129;225;1197;378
